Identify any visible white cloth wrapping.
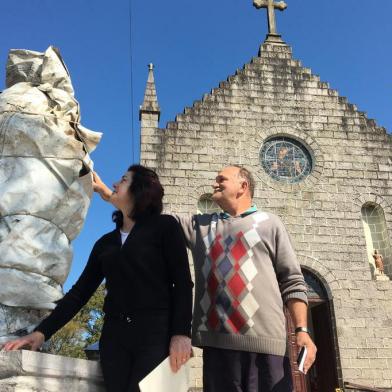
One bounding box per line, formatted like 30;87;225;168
0;46;102;312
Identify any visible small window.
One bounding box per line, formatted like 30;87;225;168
197;194;221;214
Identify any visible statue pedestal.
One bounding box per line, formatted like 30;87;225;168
375;273;390;281
0;350;104;391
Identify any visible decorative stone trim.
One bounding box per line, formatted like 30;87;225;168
297;253;341;299
249;125;325;193
188;185;214;203
351;192;392;215
178;185;215;213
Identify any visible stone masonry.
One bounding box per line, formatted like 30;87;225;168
140;37;392;389
0;350;104;391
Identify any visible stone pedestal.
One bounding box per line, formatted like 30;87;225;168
0;350;104;392
375;273;390;281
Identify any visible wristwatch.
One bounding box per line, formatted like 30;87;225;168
295;327;309;334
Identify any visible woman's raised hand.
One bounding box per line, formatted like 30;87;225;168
92;172;113;201
2;331;45;352
169;335;192;373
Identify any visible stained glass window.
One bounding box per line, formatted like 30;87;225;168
260;137;312;183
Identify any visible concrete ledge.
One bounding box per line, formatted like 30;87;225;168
0;350;104;392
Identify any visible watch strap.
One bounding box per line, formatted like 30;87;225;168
295;326;309;334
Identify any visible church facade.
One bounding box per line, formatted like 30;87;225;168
139;7;392;391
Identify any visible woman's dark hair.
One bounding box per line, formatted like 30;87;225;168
112;165;164;228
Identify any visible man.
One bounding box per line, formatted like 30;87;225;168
94;165;316;391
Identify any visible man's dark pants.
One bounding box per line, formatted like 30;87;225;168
203;347;293;392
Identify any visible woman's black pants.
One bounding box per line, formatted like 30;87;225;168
99;314;170;392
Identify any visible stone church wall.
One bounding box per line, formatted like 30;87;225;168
140;41;392;389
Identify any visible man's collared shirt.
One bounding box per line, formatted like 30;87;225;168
220;204;258;220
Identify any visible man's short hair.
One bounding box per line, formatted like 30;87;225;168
232;165;255;198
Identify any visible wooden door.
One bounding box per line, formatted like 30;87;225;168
286;300;339;392
311;302;339;392
285;307;308;391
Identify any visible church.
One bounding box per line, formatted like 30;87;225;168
139;1;392;390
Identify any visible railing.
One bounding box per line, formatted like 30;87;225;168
344;382;388;392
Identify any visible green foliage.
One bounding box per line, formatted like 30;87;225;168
45;284;105;359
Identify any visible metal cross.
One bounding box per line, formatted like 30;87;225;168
253;0;287;36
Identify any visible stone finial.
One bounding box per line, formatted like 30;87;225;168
253;0;287;43
139;63;160;121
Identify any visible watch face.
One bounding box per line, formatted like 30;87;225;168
260;137;312;184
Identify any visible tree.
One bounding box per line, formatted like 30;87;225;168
44;284;105;359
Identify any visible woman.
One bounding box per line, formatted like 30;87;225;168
4;165;193;392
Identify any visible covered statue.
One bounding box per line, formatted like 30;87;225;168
0;46;102;343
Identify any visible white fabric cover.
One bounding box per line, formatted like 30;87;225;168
0;46;102;312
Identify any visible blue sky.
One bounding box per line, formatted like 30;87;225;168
1;0;391;290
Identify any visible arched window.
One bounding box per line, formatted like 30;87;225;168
361;202;391;279
197;194;221;215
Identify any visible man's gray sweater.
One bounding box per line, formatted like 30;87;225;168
176;210;307;356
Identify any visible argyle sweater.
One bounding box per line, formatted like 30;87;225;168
176;210;307;356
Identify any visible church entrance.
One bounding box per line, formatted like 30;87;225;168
286;270;340;392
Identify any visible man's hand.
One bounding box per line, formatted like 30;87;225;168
2;331;45;352
296;332;317;374
92;172;113;201
286;298;317;373
169;335;192;373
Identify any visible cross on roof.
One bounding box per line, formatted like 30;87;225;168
253;0;287;36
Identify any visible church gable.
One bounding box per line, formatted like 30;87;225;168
149;40;391;198
166;40;386;140
144;39;392;205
